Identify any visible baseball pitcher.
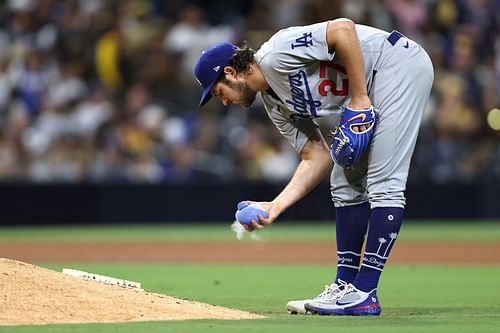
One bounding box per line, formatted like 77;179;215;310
195;18;433;316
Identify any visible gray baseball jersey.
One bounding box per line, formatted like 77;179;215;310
254;21;433;208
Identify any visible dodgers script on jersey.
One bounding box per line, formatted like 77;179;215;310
254;21;390;152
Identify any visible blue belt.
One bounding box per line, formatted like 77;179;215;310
387;30;405;46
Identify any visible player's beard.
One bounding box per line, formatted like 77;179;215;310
240;82;257;109
230;80;257;109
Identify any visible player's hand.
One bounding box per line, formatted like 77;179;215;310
330;104;378;168
242;201;280;232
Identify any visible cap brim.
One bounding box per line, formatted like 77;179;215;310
199;80;217;106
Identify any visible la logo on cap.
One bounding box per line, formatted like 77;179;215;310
213;65;221;72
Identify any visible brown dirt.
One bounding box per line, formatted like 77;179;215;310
0;240;499;264
0;258;264;326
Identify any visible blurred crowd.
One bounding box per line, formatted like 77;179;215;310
0;0;498;184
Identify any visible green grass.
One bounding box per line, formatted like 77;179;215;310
1;220;500;241
1;222;500;332
2;263;500;333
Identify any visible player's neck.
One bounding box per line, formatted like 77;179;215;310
247;63;270;92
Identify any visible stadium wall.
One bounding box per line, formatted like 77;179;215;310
0;182;498;225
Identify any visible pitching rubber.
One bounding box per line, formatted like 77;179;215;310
62;268;143;291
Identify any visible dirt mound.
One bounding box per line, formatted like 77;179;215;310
0;258;264;326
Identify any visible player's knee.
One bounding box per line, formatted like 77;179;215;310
368;191;406;209
331;192;368;208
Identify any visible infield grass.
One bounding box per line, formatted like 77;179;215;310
1;221;500;333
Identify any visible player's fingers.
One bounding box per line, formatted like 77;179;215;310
352;124;368;133
252;220;264;230
257;214;270;225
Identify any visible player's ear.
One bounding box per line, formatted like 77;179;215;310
223;66;236;79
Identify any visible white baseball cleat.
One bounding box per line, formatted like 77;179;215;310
286;280;348;314
305;283;381;316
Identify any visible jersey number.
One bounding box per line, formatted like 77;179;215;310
318;61;349;96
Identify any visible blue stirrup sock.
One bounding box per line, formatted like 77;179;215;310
353;207;404;292
334;202;369;285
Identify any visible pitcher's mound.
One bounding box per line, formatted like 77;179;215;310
0;258;264;325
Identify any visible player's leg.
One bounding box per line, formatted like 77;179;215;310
302;139;372;315
330;161;370;285
353;48;434;295
306;42;434;316
287;153;370;314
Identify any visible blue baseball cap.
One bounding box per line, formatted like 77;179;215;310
194;42;238;106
